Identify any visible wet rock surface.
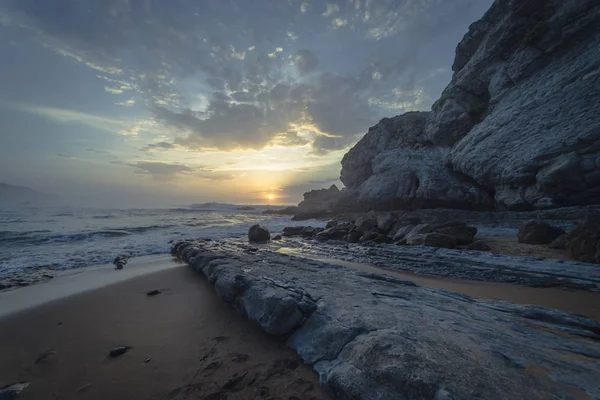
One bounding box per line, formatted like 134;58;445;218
172;240;600;400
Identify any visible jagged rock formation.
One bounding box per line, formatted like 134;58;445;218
341;0;600;211
172;240;600;399
293;185;342;220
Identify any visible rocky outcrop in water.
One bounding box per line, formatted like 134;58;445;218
172;240;600;400
340;0;600;211
292;185;342;220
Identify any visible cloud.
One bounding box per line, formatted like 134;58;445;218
142;141;177;152
3;0;494;157
0;100;128;133
128;161;194;178
322;4;340;17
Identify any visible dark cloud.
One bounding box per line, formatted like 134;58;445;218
142;141;176;152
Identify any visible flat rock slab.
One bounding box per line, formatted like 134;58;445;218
278;238;600;291
174;240;600;400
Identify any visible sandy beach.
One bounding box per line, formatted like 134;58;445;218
0;263;331;400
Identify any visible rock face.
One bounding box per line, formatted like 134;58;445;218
292;185;341;220
248;224;270;243
172;240;600;400
340;0;600;211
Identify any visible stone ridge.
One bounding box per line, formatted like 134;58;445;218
172;239;600;400
339;0;600;211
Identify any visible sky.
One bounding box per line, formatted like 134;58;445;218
0;0;493;207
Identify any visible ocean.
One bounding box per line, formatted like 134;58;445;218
0;205;304;286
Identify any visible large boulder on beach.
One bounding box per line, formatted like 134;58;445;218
567;219;600;264
517;221;565;244
336;0;600;212
248;224;270;243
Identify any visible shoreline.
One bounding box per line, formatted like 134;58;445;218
0;254;182;319
0;264;330;400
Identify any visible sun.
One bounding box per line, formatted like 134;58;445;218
266;193;275;201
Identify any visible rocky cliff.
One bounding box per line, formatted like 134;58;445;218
341;0;600;211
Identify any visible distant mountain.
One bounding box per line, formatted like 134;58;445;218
0;183;56;206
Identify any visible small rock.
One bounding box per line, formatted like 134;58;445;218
548;234;568;250
145;357;152;363
517;221;565;245
146;289;162;296
109;346;132;358
248;224;271;243
467;240;491;251
272;234;282;241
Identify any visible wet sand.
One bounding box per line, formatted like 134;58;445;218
0;265;331;400
308;256;600;321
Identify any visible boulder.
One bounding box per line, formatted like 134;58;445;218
467;240;491;251
354;216;378;233
317;226;348;241
406;233;456;249
376;213;398;233
404;224;433;242
517;221;565;244
301;226;317;237
359;231;379;243
248;224;271;243
325;220;338;229
567;219;600;263
392;225;416;242
548;234;567;250
347;231;362;244
272;234;283;241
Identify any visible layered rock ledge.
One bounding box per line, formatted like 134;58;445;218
172;240;600;399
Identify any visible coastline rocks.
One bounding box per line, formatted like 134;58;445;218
337;0;600;211
517;221;565;244
293;185;341;220
173;241;600;400
432;221;477;245
272;234;283;241
248;225;271;243
567;219;600;263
